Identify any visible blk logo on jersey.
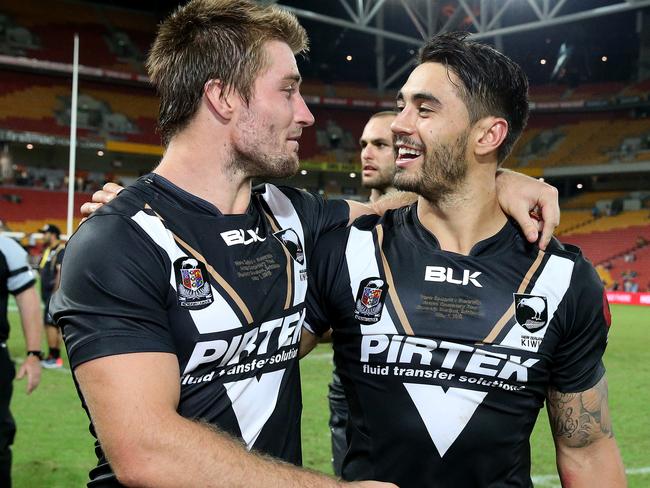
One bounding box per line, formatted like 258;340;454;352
273;229;304;265
514;294;548;332
355;278;388;323
174;257;214;310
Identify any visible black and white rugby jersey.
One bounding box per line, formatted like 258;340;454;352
305;204;610;488
51;174;348;487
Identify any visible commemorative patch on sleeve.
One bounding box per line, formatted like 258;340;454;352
354;278;388;323
173;257;214;310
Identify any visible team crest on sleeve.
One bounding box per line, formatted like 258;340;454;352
273;228;304;265
173;257;214;310
514;294;548;332
355;278;388;323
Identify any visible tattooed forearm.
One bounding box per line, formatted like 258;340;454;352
547;375;614;448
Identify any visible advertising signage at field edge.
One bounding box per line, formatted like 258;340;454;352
606;292;650;306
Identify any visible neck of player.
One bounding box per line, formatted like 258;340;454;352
417;166;507;255
152;107;253;215
368;186;396;204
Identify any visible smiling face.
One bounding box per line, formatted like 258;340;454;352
359;114;396;191
391;62;472;204
231;40;315;179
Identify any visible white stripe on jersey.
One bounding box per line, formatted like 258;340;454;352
261;185;308;307
224;369;286;449
345;227;398;335
131;211;243;339
499;254;575;352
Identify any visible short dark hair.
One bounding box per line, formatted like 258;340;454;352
147;0;309;145
418;31;529;163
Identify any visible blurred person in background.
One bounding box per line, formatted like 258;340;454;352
329;110;398;475
0;234;42;487
38;224;64;368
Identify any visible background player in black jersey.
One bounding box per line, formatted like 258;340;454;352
304;32;626;487
329;111;398;476
66;2;563;488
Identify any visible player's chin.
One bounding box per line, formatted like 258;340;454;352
393;172;420;193
270;156;300;178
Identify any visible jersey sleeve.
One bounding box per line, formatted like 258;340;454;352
549;255;609;393
0;236;36;294
50;214;176;369
304;227;350;336
278;186;350;243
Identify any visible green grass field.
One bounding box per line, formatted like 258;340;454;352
6;304;650;487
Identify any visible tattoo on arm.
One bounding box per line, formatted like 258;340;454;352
547;375;614;448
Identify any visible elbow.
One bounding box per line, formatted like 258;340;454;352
108;444;161;487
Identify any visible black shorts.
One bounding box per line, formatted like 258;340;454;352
42;292;54;325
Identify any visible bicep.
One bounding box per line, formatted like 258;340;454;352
546;374;613;449
74;352;180;458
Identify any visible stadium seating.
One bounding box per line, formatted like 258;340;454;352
564;82;627;101
1;0;157;75
561;191;628;210
0;70;159;144
561;220;650;265
556;210;594;235
0;187;90;234
528;84;567;102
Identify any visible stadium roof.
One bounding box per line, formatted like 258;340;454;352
66;0;650;89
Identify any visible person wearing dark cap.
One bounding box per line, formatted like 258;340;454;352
38;224;65;368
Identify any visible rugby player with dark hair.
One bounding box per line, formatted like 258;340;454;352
304;32;626;487
61;1;560;487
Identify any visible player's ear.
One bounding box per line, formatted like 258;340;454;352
204;79;237;121
474;117;508;158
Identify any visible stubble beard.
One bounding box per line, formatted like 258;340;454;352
230;111;299;180
362;167;395;192
393;130;469;205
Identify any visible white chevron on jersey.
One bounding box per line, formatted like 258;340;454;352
261;185;308;307
404;383;488;457
224;369;286;449
132;211;243;335
499;254;575;352
346;227;398;335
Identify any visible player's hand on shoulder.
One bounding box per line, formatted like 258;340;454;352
79;182;125;218
495;169;560;250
